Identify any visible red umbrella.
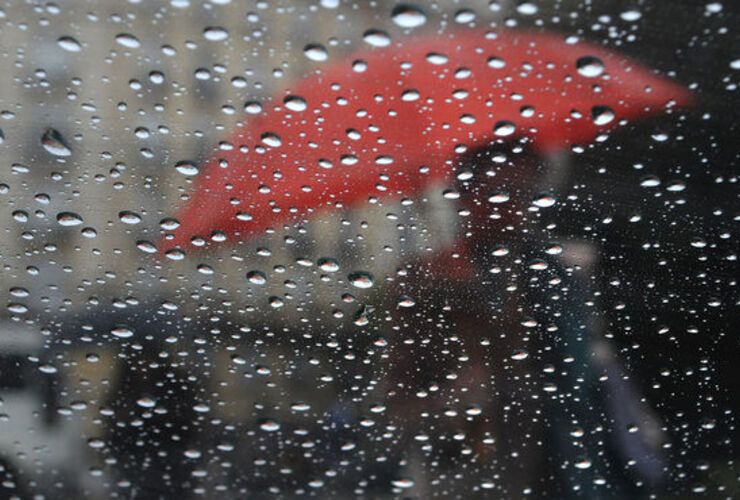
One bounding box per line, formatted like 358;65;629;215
164;28;692;253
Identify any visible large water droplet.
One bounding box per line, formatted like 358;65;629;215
391;4;427;28
203;26;229;41
119;210;142;224
115;33;140;49
175;160;199;175
261;132;282;147
283;95;307;112
304;43;328;61
532;193;557;208
493;120;516;136
576;56;604;77
247;270;267;285
57;212;83;226
348;271;375;289
259;418;281;432
391;478;415;489
41;128;71;156
591;105;615;125
111;326;134;339
57;36;81;52
363;29;391;47
318;257;340;272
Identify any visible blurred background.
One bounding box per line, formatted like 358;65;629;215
0;0;737;498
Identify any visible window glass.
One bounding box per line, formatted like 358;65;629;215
0;1;737;498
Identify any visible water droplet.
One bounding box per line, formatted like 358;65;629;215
7;303;27;314
454;8;476;23
111;326;134;339
136;396;156;408
516;1;538;15
398;296;416;307
574;458;592;470
465;404;482;416
57;212;83;226
283;95;307;112
493;120;516;136
520;105;535;117
290;402;311;412
115;33;140;49
261;132;282;147
640;175;661;187
118;210;142;224
487;56;506;69
576;56;604;77
148;71;164;84
57;36;81;52
620;9;642;21
41;128;72;156
401;89;420;101
391;478;415;489
203;26;228;41
511;349;529;360
487;190;510;203
318;257;340;272
363;29;391;47
137;240;157;253
426;52;448;65
175;160;199;175
259;418;281;432
348;271;375;289
532;193;557;208
304;43;328;61
160;218;180;230
591;105;615;125
165;249;186;260
247;270;267;285
391;4;427;28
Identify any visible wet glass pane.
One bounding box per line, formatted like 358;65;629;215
0;0;737;498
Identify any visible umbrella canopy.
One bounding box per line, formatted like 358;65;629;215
165;28;692;252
